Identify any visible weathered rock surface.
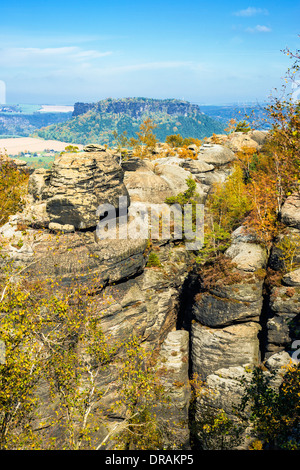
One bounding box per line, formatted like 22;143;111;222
225;132;260;152
156;330;191;448
197;144;236;166
0;226;149;286
191;321;261;379
98;243;191;346
248;130;269;147
124;168;174;204
280;194;300;230
266;285;300;357
194;350;295;449
193;281;263;327
28;168;51;201
283;268;300;286
180;159;214;174
41;151;129;230
191;234;265;387
225;242;267;272
121;156;153;172
155;163;205;200
2;130;299;450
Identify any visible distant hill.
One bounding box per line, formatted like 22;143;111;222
200;103;270;129
0;106;73;137
32;98;226;146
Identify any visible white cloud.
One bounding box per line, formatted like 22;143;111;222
233;7;269;17
246;25;272;33
0;46;112;68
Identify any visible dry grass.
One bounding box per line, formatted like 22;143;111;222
0;137;83;156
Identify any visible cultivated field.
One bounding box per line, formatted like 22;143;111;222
39;105;74;113
0;137;83;156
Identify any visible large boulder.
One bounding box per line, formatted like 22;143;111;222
193;280;264;327
180;159;214;174
283;268;300;286
124;169;174;204
197;144;236;167
248;130;269;147
225;242;267;272
154;163;205;200
43;151;129;230
225;132;260;153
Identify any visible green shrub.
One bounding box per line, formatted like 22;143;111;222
146;252;162;268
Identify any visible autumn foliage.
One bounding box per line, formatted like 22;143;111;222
0;157;29;226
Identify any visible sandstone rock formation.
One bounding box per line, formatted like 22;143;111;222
1;128;299;451
22;149;130;231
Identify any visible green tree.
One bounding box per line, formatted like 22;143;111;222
238;364;300;449
196;165;252;263
165;134;184;148
112;337;172;450
235;120;251;133
189;374;245;450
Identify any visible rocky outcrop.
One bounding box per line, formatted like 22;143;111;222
123;157;206;205
22;149;130;231
283;268;300;286
225;132;260;152
98;243;191;346
193;280;264;328
123;168;174;204
195;350;296;449
191;231;267;380
266;285;300;358
0;220;149;286
264;206;300;359
280;194;300;230
197;143;236;166
44;151;129;230
225;241;267;272
2;127;300;451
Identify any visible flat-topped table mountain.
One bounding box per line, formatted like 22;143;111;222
32;97;226;146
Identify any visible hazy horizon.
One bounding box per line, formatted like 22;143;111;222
1;99;270;107
1;1;299;106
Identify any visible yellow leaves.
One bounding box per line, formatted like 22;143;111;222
249;439;263;450
0;254;171;450
177;146;198;160
0;157;29;226
224;118;237;134
130;118;158;159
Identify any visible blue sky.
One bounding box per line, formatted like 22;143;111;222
0;0;299;105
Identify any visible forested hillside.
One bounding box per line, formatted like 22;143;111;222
32;98;226;146
0;111;73;138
